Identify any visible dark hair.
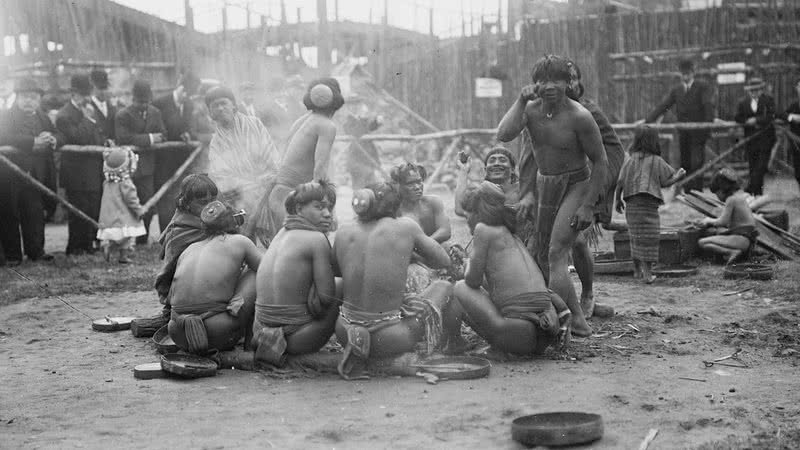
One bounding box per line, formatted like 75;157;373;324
483;146;518;184
678;58;694;73
390;162;428;185
178;71;202;95
709;169;740;196
176;174;219;212
565;58;584;101
627;125;662;156
205;86;237;108
285;179;337;215
302;77;345;115
461;182;516;233
530;54;572;84
355;182;401;222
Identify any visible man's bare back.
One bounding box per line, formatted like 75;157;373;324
257;227;335;309
280;113;337;182
334;216;449;314
171;235;261;309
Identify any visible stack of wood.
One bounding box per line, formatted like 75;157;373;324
678;190;800;261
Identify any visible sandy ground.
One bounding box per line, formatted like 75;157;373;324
2;179;800;449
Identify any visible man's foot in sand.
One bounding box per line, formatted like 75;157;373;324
571;314;593;337
580;293;595;319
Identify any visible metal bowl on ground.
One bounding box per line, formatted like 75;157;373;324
91;316;135;332
413;356;490;380
160;353;218;378
511;412;604;447
593;259;633;275
152;325;180;354
723;263;774;281
652;264;699;278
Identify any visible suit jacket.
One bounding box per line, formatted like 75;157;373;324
114;105;167;177
55;101;105;192
91;99;117;141
0;106;62;189
152;93;194;142
734;93;776;150
780;100;800;141
646;79;715;139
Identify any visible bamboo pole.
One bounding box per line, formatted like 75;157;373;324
0;153;100;228
675;128;768;188
140;143;206;214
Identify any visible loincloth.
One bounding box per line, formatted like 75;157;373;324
498;291;560;336
723;225;759;252
532;165;591;278
169;302;229;354
252;304;314;366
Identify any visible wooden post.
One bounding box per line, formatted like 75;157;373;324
429;7;434;37
246;3;252;29
280;0;287;24
378;0;388;87
184;0;194;31
317;0;331;71
334;0;339;22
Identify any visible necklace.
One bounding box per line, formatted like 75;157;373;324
546;111;554;119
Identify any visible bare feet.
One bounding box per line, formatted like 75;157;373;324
726;250;743;266
571;314;593;337
580;293;595;318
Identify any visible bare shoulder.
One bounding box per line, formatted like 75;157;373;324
473;222;501;240
397;216;424;233
422;194;445;209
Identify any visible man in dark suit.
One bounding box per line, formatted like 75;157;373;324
152;72;201;233
90;69;116;144
56;74;106;255
734;77;776;196
115;80;167;245
779;77;800;190
0;79;62;264
644;59;715;192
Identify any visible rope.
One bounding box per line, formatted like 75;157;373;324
5;267;95;320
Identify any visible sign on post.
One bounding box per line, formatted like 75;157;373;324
475;78;502;98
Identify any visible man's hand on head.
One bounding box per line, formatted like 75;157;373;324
520;84;539;103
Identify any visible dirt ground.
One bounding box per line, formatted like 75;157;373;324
2;176;800;449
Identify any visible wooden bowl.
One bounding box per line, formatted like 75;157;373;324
152;325;180;354
160;353;217;378
723;263;774;280
92;316;135;332
652;264;699;278
511;412;603;447
413;356;491;380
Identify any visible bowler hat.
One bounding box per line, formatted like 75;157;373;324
70;74;92;96
14;78;44;95
744;77;766;90
90;69;109;89
132;80;153;102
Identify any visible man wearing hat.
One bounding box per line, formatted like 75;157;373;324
644;58;715;192
115;79;167;245
56;73;106;255
0;78;62;264
90;69;116;143
734;77;776;196
152;71;201;234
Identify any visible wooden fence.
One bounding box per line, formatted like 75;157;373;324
369;3;800;129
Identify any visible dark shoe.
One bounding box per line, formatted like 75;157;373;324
3;260;22;267
30;253;54;262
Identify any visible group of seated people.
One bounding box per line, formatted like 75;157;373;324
160;159;571;380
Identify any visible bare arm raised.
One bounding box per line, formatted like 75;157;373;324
497;85;538;142
312;121;337;181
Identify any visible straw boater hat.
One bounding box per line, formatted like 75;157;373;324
744;77;766;91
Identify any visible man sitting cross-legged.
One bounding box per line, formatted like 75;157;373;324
445;181;571;356
334;182;453;380
252;180;341;366
168;200;261;354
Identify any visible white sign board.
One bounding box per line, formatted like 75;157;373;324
717;72;746;85
717;62;746;72
475;78;503;98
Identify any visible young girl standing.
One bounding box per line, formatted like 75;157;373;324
615;126;686;283
96;148;146;263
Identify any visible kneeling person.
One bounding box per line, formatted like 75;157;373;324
168;201;261;354
334;182;453;379
252;180;340;366
447;181;570;355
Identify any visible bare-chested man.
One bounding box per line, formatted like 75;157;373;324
333;182;452;379
497;55;608;337
446;181;570;355
258;78;344;240
168;201;262;354
391;162;451;243
252;180;340;366
454;146;520;218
